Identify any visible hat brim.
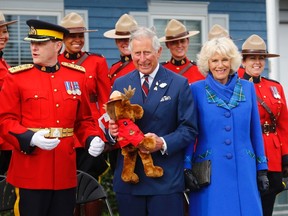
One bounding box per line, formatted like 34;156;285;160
24;37;54;42
159;31;200;42
68;29;97;34
0;20;17;27
242;52;280;58
103;29;131;39
106;97;123;104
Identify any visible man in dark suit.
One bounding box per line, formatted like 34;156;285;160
108;26;198;216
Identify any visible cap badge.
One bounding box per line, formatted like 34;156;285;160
29;26;37;36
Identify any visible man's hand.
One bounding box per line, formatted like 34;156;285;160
88;137;105;157
30;129;60;150
108;119;118;137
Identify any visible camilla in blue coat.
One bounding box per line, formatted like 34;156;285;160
186;37;268;216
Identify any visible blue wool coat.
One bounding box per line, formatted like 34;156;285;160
189;76;267;216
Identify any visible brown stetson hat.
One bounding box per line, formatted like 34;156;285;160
242;34;279;58
208;24;229;40
0;11;17;27
60;12;97;34
103;14;138;39
159;19;199;43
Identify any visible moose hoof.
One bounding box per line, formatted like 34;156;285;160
122;173;139;184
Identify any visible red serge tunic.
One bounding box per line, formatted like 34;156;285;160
109;55;135;86
240;74;288;171
0;53;13;150
58;51;111;123
0;63;100;189
162;57;205;84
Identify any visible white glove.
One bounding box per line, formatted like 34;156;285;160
88;136;105;157
30;129;60;150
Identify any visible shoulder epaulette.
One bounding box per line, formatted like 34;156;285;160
190;60;197;65
86;52;104;58
262;76;280;84
61;62;86;73
8;64;34;74
160;61;169;65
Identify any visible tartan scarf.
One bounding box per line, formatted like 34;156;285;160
205;72;246;110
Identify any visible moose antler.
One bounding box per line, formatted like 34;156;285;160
123;85;136;100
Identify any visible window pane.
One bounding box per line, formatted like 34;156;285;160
154;19;202;63
4;14;58;66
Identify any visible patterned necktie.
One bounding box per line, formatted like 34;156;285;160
142;75;149;97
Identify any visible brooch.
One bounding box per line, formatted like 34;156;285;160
153;81;167;91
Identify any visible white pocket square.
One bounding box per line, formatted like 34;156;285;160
160;96;171;102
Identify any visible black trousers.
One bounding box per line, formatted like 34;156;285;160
15;187;76;216
76;148;109;180
0;150;12;175
261;171;283;216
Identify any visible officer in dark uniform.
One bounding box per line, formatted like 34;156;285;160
159;19;204;84
240;34;288;216
59;12;111;216
0;19;105;216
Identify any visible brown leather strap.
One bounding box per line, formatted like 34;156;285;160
76;53;89;66
178;62;193;76
109;61;130;79
256;96;277;124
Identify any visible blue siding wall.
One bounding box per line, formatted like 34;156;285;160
193;0;266;48
64;0;147;66
64;0;266;67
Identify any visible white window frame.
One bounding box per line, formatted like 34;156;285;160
130;1;209;62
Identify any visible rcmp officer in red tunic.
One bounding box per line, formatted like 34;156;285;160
58;12;111;216
240;34;288;216
0;19;105;216
103;13;138;86
0;11;17;175
103;14;138;172
159;19;205;84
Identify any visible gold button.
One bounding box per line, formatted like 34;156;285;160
56;104;59;108
54;89;57;92
73;96;77;99
34;95;38;99
56;120;60;124
263;95;266;98
89;75;93;79
51;75;55;78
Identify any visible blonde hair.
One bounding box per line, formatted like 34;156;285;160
197;37;242;76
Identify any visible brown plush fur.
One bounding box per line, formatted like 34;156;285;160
105;87;163;184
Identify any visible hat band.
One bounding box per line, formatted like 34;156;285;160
115;31;131;36
242;49;267;54
166;31;189;40
31;29;64;40
67;27;87;32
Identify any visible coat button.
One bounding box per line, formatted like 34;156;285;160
225;126;231;131
224;112;231;118
226;153;233;159
225;139;231;145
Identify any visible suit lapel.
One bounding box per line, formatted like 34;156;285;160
142;66;172;115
